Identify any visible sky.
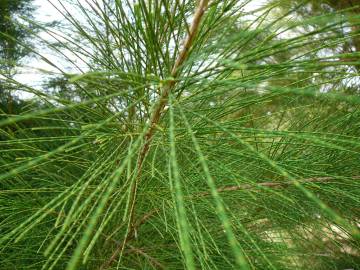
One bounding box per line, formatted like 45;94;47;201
15;0;268;99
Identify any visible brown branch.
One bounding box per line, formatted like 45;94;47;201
137;0;210;171
196;176;360;197
101;1;210;269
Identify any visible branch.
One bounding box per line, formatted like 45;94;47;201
137;0;210;172
102;1;210;269
196;176;360;197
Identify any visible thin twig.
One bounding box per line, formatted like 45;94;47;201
196;176;360;197
102;233;165;269
128;245;165;270
100;209;158;269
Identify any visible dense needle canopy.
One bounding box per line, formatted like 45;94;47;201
0;0;360;269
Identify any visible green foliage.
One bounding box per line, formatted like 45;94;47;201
0;0;360;269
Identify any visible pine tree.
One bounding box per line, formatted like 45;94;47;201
0;0;360;269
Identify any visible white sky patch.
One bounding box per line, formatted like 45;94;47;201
243;0;268;11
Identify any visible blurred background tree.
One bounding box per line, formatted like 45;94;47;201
0;0;35;114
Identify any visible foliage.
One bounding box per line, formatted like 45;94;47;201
0;0;36;115
0;0;360;269
0;0;35;74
